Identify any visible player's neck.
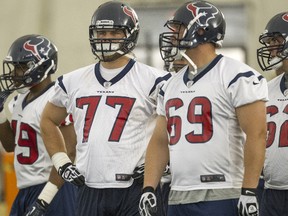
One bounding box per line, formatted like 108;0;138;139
27;77;53;101
186;44;217;69
101;56;131;69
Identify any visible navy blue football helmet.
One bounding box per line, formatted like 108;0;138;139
159;1;226;63
0;34;58;92
257;12;288;71
89;1;140;62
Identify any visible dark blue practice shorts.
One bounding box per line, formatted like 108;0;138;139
168;198;239;216
260;188;288;216
76;180;164;216
9;182;77;216
161;182;170;216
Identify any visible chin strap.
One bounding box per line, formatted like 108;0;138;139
180;51;197;76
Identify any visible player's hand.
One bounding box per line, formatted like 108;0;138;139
139;186;157;216
25;199;48;216
58;162;85;186
237;188;259;216
0;88;12;112
132;163;145;184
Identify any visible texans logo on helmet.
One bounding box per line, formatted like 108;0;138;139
123;6;137;25
282;13;288;22
23;36;52;60
186;2;219;25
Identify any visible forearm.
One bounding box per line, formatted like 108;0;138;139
144;143;169;189
144;116;169;189
242;136;266;188
0;113;15;152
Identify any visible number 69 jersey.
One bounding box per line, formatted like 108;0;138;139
264;74;288;190
49;59;169;188
157;55;268;191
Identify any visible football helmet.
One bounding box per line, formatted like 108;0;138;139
159;1;226;63
257;12;288;71
0;34;58;93
89;1;140;62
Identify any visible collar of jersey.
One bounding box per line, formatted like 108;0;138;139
183;54;223;85
22;82;55;109
94;59;136;87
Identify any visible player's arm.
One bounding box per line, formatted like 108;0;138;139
236;100;266;188
236;100;266;216
25;123;77;216
0;90;15;152
40;102;84;186
0;119;15;152
139;115;170;216
144;115;170;189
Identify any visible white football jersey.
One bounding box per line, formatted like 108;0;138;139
49;59;169;188
157;55;268;191
10;84;54;189
264;73;288;189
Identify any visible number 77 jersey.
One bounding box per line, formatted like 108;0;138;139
157;55;268;191
50;59;170;188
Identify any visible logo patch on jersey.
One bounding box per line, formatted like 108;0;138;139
186;2;219;26
282;13;288;22
23;36;52;61
200;174;225;182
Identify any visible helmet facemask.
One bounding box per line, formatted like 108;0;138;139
257;32;288;71
90;25;138;62
1;56;56;93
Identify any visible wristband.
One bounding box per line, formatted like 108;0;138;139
0;109;7;124
143;186;155;193
38;181;59;204
51;152;71;171
241;188;257;196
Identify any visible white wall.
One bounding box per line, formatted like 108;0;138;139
0;0;286;79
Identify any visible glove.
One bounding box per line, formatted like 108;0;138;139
237;188;259;216
25;199;48;216
139;186;157;216
132;163;145;184
58;162;85;186
0;89;12;112
163;165;171;177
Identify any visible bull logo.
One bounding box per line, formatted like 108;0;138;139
282;13;288;22
23;36;51;60
123;6;137;25
186;2;219;26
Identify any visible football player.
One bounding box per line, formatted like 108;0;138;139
162;53;187;216
139;1;268;216
39;1;169;215
257;11;288;216
0;35;78;216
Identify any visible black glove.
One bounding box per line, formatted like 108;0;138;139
58;162;85;186
132;163;145;184
238;188;259;216
25;199;48;216
0;89;12;112
139;186;157;216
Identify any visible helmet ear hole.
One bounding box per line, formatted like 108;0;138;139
197;28;205;36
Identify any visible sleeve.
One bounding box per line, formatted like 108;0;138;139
227;71;269;108
7;95;18;113
48;76;69;108
156;83;167;117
